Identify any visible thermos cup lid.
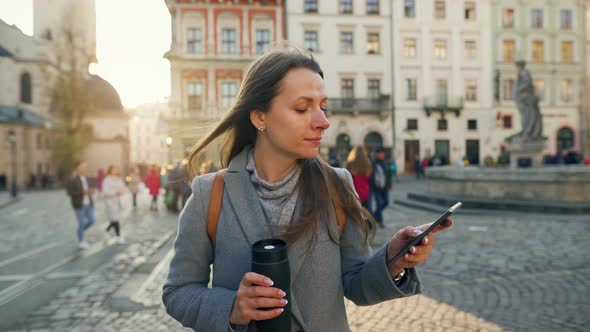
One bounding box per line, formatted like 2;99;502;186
252;239;288;264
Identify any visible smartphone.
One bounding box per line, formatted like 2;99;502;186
387;202;461;265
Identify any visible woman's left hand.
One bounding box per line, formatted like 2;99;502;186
386;219;453;278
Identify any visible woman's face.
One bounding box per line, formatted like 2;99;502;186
111;167;120;176
256;67;330;160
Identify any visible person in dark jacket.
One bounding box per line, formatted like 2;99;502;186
67;161;95;249
370;147;392;228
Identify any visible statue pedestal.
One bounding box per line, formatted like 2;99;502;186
506;140;545;168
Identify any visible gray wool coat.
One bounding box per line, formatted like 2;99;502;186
162;147;422;332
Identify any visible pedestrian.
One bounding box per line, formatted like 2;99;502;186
165;163;181;212
102;165;126;244
146;165;161;211
96;168;105;193
66;161;95;249
370;146;392;228
178;161;192;209
128;166;141;209
345;145;372;210
162;47;452;331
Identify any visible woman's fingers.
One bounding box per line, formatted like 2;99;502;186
241;272;274;287
246;296;288;310
248;308;285;321
240;285;285;299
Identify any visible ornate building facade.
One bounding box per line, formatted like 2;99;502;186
287;0;394;163
163;0;286;165
492;0;585;158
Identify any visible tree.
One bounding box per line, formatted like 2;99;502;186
46;17;96;181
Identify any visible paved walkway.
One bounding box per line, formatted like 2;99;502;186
3;177;589;331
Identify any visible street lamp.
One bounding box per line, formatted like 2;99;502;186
166;136;173;165
7;130;18;198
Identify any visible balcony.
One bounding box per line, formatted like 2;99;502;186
422;96;464;117
327;96;389;116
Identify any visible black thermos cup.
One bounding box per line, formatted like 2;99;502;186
251;239;291;332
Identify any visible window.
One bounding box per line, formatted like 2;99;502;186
503;40;515;62
436;80;447;103
20;72;32;104
255;29;270;54
467;119;477;130
464;40;476;58
534;79;545;101
340;32;354;54
367;0;379;15
561;41;573;63
187;82;203;112
405;78;417;101
532;40;544;62
304;31;319;52
465;80;477;101
435;0;445;19
367;32;380;54
404;38;416;57
221;82;238;109
502;115;513;129
560;79;573;102
368;79;380;99
187;27;202;53
561;10;572;30
434;40;447;60
557;127;574;151
437;119;448;131
503;8;514;28
340;0;353;14
407;119;418;130
341;79;354;99
37;133;43;149
221;28;237;54
304;0;318;13
531;9;543;28
503;79;514;100
465;1;476;21
404;0;415;18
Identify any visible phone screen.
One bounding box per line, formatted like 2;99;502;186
386;202;461;265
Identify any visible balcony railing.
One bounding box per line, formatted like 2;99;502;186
328;96;389;114
422;96;464;117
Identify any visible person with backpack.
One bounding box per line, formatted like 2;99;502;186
370;146;392;229
162;46;452;332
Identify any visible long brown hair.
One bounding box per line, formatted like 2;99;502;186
346;146;372;177
188;46;374;245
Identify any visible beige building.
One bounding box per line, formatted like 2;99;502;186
393;0;494;172
0;19;54;190
492;0;585;158
129;101;170;167
163;0;286;165
287;0;394;163
584;2;590;157
1;0;129;190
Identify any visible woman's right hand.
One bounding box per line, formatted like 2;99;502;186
229;272;288;326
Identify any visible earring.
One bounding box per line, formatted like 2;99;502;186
258;127;265;132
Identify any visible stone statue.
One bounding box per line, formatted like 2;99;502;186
507;60;544;143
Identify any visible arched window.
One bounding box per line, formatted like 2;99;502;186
20;72;32;104
335;133;352;162
364;131;383;153
556;127;574;151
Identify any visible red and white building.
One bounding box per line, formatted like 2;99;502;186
163;0;286;163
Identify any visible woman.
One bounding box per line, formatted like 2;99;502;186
345;146;372;210
145;165;161;211
162;47;452;332
128;166;141;209
102;165;126;244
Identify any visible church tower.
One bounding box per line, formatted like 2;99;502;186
32;0;97;70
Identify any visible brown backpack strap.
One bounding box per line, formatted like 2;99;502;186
207;169;226;253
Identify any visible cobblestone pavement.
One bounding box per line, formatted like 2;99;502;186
4;178;590;331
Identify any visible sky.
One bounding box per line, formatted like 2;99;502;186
0;0;171;108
